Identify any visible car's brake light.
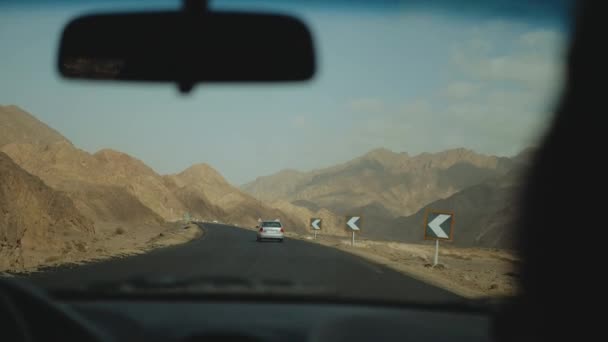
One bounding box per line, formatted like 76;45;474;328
280;227;285;233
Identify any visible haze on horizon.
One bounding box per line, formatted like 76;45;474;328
0;0;569;185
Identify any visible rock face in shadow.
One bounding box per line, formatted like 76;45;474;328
243;147;532;248
368;180;521;249
242;147;513;218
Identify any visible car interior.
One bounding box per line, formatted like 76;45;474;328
0;0;599;341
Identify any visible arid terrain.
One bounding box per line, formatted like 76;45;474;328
166;164;303;230
0;142;201;273
242;147;515;217
2;104;524;296
244;146;532;248
286;231;519;298
0;105;297;273
33;222;202;273
0;151;94;271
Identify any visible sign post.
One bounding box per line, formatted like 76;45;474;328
434;240;439;266
345;216;361;246
310;218;322;239
423;210;454;266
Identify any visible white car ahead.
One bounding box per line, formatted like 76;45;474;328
256;221;284;242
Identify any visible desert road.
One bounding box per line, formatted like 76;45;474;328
24;223;460;302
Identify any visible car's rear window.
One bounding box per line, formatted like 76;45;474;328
262;222;282;227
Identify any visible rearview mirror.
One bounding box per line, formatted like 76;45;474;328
58;6;316;93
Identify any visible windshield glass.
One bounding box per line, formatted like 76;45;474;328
0;0;572;303
262;222;282;227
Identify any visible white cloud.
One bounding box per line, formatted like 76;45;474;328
348;27;564;156
340;23;566;158
441;27;565;153
348;94;550;157
444;81;480;98
452;28;565;90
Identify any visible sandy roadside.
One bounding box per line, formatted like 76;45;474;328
285;231;519;298
80;222;203;262
1;222;203;274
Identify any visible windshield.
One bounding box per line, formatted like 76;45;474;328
262;222;282;227
0;0;572;303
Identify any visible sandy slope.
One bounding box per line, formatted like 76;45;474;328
2;222;202;274
0;152;94;271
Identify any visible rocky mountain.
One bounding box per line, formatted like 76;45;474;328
162;174;226;221
168;164;236;208
371;181;520;248
241;169;309;203
0;104;308;271
66;184;163;225
0;105;307;232
0;152;94;271
0;105;68;147
0;104;529;249
168;164;305;232
362;154;532;248
0;106;212;225
92;149;187;220
242;147;514;218
243;147;533;246
1;141;165;224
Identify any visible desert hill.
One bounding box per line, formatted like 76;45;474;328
0;152;94;270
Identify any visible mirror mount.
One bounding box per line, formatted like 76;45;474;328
183;0;208;13
179;0;207;93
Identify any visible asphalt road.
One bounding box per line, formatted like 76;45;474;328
25;223;460;302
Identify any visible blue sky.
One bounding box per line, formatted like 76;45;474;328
0;0;570;184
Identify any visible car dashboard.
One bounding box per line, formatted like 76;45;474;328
58;297;493;342
1;279;493;342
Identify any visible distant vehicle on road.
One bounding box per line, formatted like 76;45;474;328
213;220;218;223
256;220;284;242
